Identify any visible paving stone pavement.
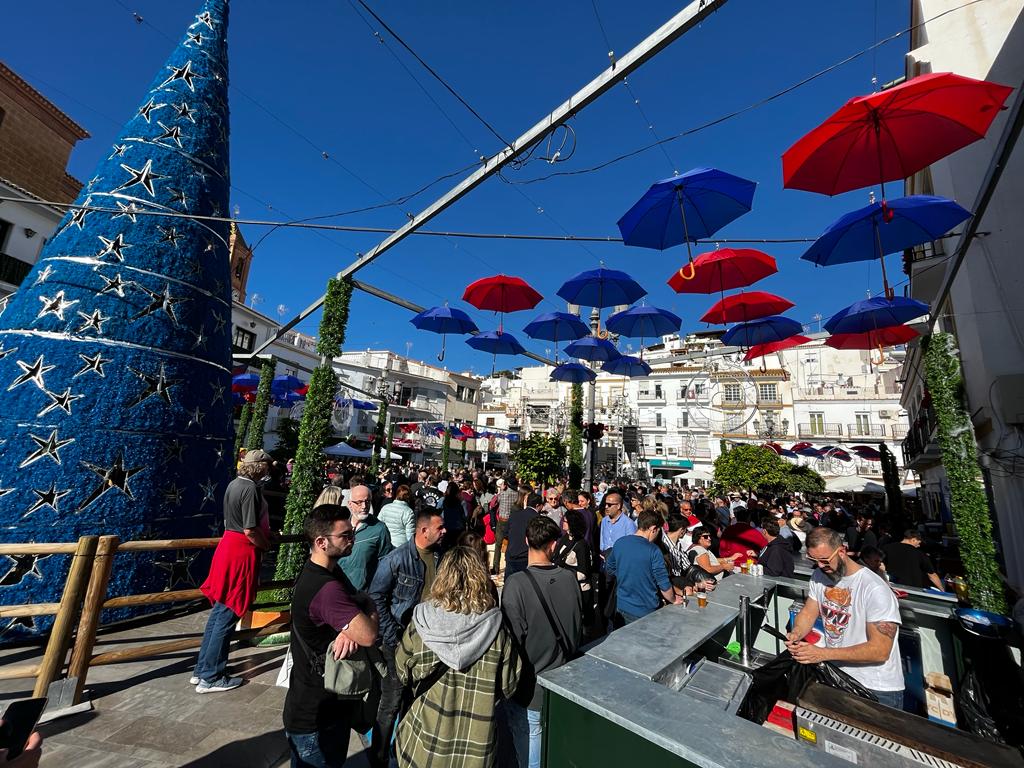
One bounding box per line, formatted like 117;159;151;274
0;608;372;767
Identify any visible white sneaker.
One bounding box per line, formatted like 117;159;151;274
195;675;243;694
189;675;200;685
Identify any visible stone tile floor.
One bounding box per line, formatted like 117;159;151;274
0;608;371;767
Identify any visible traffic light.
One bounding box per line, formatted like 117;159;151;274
584;422;606;441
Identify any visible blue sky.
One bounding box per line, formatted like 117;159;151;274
5;0;919;373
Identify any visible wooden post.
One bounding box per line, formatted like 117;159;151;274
33;535;97;698
67;535;119;704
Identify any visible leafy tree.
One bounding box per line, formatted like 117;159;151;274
713;443;787;493
245;356;276;450
783;464;825;494
514;433;567;485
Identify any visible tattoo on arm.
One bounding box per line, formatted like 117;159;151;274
874;621;898;639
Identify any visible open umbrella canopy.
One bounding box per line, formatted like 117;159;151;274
795;446;823;457
272;390;306;408
232;373;261;392
824;296;929;335
411;305;479;335
617;167;757;250
565;336;621;362
466;330;527;356
801;195;972;267
783;72;1013;196
825;476;887;494
791;442;814;451
605;305;682;338
522;311;590;342
556;267;646;308
702;291;795;325
462;274;543;313
336;397;378;411
826;325;920;350
601;355;652;377
851;445;882;461
778;449;799;459
271;374;304;393
550;362;596;383
667;248;777;294
743;334;811;361
721;315;803;348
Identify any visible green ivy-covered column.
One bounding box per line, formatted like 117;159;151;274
568;383;584;488
245;356;276;450
370;399;389;474
386;421;396;464
440;428;451;472
234;402;253;465
923;332;1007;614
275;276;352;592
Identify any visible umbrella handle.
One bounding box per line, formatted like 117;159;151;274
437;334;447;362
759;358;768;374
872;344;886;366
677;261;697;282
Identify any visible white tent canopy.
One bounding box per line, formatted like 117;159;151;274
824;475;886;494
673;468;715;483
324;443;369;458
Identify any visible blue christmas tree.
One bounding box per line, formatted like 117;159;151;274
0;0;233;639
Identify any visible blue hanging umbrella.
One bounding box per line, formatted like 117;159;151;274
795;447;823;458
466;330;527;356
823;296;929;335
550;362;596;383
617;167;757;277
556;268;647;309
273;390;305;408
601;355;652;377
232;373;260;392
802;195;971;297
778;449;799;459
411;305;479;362
523;311;590;342
720;315;803;348
565;336;621;362
271;374;304;394
336;397;378;411
605;305;682;338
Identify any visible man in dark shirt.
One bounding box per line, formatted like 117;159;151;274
882;530;945;590
846;511;878;558
503;493;541;578
284;504;379;767
759;519;795;578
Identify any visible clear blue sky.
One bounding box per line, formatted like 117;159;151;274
5;0;920;373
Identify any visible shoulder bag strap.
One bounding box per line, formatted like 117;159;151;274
522;569;571;660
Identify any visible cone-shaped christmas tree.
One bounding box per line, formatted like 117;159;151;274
0;0;233;639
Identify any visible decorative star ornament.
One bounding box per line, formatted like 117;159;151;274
0;295;10;318
157;225;183;248
154;549;200;590
77;451;146;512
32;264;55;287
155;121;184;148
174;101;196;123
26;483;72;516
98;272;129;298
19;428;75;468
186;405;206;430
68;202;91;231
37;387;85;418
199;479;217;508
191;10;215;30
112;201;141;223
8;355;55;391
211;310;226;333
109;144;129;159
160;60;199;92
209;380;226;405
76;308;109;334
125;362;182;408
166;187;189;208
96;233;132;264
0;343;16;361
162;438;185;464
137;97;166;123
132;283;187;327
73;351;111;379
191;327;208;350
37;290;80;321
161;482;184;507
0;554;49;585
113;159;168;197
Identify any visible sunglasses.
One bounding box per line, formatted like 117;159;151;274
326;531;355;541
806;546;841;566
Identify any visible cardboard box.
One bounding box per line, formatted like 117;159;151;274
925;684;957;727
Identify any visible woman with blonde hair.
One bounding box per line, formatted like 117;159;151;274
395;547;520;768
313;484;344;509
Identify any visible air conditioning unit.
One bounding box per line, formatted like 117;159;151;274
878;410;893;419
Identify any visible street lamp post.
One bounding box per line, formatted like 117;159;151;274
753;415;789;441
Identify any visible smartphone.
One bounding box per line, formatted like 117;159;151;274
0;697;47;759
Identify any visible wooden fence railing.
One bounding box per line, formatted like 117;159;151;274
0;532;303;707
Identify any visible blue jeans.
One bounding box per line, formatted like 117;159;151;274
194;602;236;682
506;701;541;768
869;688;905;710
286;724;350;768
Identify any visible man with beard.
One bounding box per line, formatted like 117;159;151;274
341;484;394;591
787;527;904;710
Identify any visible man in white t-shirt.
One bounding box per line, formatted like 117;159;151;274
787;527;904;710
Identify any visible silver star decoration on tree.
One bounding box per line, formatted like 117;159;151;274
161;482;184;507
32;264;55;287
112;201;141;223
0;343;18;361
98;272;129;297
109;144;128;159
37;290;80;321
137;97;166;123
26;483;71;516
209;380;226;405
132;283;187;327
166;187;189;208
8;355;55;391
191;327;208;350
193;166;209;183
73;351;111;379
0;295;8;318
96;233;132;264
174;101;196;123
157;225;183;247
0;554;49;584
162;438;185;464
199;479;217;508
160;60;199;92
154;549;200;590
186;31;204;47
87;175;103;189
114;159;167;197
211;310;226;333
19;428;75;468
186;405;206;430
77;450;145;512
76;308;109;334
186;257;205;279
68;202;91;231
125;362;182;408
191;10;215;30
37;387;84;418
212;443;225;466
155;121;184;148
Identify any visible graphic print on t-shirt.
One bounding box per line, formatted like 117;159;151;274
820;585;852;644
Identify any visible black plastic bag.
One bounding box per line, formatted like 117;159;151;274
738;649;878;724
957;667;1004;744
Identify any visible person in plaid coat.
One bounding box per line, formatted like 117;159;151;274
396;547;521;768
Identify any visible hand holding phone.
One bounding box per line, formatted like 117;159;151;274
0;697;46;764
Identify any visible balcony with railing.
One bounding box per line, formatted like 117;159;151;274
637;388;667;402
847;423;886;439
0;252;33;287
797;422;843;438
902;400;942;468
890;424;909;439
676;388;710;403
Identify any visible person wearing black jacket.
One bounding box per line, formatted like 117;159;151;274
504;493;541;578
553;509;595;628
759;519;795;578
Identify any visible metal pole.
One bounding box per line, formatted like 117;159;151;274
584;308;600;491
247;0;728;362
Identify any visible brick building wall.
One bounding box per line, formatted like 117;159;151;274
0;61;89;204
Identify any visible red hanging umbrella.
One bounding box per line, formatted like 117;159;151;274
701;291;795;324
826;324;919;365
463;274;543;313
667;248;777;294
783;72;1013;197
791;442;814;452
743;334;811;362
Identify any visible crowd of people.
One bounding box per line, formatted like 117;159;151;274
193;451;950;767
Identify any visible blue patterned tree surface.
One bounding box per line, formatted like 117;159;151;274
0;0;233;639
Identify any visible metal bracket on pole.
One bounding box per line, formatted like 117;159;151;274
246;0;727;363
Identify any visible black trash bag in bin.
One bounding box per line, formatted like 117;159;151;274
738;650;878;724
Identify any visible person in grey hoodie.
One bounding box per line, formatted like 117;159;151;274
395;547;521;768
379;484;416;547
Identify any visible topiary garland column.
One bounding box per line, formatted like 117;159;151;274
441;428;451;472
923;332;1007;614
274;277;352;592
370;399;388;474
569;382;584;488
234;403;253;466
245;356;276;450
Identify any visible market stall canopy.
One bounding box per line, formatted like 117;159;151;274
673;468;715;483
824;475;887;494
324;443;371;458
